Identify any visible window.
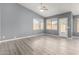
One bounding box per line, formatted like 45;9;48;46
52;18;57;30
46;19;52;30
33;19;44;30
33;19;40;30
77;18;79;32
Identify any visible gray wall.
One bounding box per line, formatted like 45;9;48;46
1;3;44;40
0;4;1;39
43;18;46;33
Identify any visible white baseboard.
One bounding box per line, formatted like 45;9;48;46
72;36;79;39
0;33;44;43
46;34;69;38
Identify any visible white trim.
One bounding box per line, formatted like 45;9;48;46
0;33;44;43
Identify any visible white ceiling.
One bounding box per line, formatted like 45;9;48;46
20;3;79;17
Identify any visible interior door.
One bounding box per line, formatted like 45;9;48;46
59;17;68;37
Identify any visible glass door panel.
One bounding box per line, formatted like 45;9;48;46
59;17;68;37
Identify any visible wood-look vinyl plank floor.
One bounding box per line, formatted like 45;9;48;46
0;35;79;55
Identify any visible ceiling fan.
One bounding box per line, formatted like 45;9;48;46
40;3;48;12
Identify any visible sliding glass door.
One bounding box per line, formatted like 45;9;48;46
59;17;68;37
46;17;69;37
